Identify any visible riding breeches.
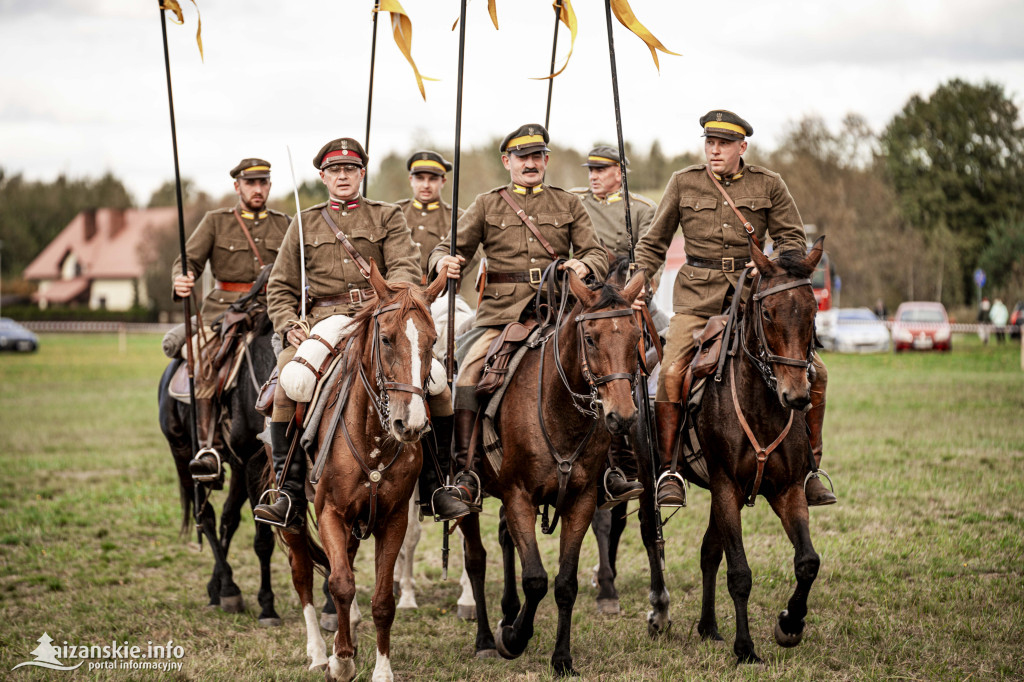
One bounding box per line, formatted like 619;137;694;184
452;327;501;412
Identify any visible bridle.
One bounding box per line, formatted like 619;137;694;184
740;273;815;393
357;301;429;431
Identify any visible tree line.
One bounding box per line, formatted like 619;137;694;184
2;79;1021;314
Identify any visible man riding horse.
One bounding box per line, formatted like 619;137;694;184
633;109;837;507
253;137;462;529
172;158;290;480
430;123;628;520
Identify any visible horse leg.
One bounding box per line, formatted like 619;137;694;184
321;575;338;631
697;508;725;642
395;498;420;609
635;456;671;637
215;464;247;613
711;484;760;664
247;457;280;626
497;507;521;624
318;507;359;682
590;504;626;614
494;493;546;661
550;492;597;677
369;508;408;682
768;486;820;648
280;528;328;671
460;511;497;657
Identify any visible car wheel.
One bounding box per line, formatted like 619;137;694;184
16;340;36;352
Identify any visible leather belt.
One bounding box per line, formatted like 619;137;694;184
312;288;375;307
686;256;742;272
486;269;543;285
215;280;256;292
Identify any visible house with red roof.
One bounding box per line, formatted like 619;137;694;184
23;207;176;310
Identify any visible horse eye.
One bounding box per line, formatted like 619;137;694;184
585;335;597;347
380;335;392;347
761;308;772;322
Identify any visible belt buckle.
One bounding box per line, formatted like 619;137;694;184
348;289;363;304
529;268;542;285
722;257;735;272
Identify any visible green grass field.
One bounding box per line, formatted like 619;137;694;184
1;334;1022;680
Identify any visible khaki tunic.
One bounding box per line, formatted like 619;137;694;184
428;183;609;328
572;188;657;257
635;163;806;319
396;199;465;274
171;203;290;319
267;198;421;336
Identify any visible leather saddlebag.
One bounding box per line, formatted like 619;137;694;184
476;320;536;398
691;314;728;379
255;366;279;418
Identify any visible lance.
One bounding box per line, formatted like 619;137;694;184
158;0;203;546
286;146;308;323
543;0;564;130
362;0;382;197
440;0;470;582
603;0;665;560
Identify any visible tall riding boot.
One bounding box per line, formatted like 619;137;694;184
804;397;837;506
422;414;470;520
253;422;308;528
188;397;222;480
655;401;686;507
431;409;478;520
600;437;644;509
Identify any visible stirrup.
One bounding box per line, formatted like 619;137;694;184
655;470;687;508
254;488;294;528
445;470;482;510
190;447;222;482
599;467;638;510
429;486;471;521
803;469;834;495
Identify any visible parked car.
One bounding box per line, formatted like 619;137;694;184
822;307;890;353
0;318;39;352
891;302;952;352
1009;301;1023;339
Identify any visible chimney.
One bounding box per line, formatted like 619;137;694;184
83;209;97;241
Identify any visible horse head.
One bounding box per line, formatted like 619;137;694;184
359;259;446;443
746;236;824;412
565;268;645;436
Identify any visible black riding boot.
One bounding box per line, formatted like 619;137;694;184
431;409;478;520
188;397;222;480
600;436;644;509
421;414;470;520
253;422;307;528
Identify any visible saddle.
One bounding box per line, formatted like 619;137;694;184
476;319;539;398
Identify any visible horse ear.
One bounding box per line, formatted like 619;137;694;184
367;259;394;299
748;237;778;276
622;268;646;305
803;235;825;271
424;267;447;303
567;268;596;308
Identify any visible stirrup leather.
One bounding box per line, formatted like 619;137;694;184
655;470;687;508
254;488;294;528
190;447;222;482
803;469;834;495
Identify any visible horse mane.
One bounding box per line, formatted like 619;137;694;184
775;248;815;279
343;283;432;373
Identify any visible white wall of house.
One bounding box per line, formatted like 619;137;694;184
90;279;139;310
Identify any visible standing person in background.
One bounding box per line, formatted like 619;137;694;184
990;298;1009;343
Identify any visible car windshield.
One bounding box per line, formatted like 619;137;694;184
899;308;946;323
838;309;878;323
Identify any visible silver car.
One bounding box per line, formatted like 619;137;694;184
821;307;890;353
0;318;39;352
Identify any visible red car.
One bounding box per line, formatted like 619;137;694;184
891;301;952;352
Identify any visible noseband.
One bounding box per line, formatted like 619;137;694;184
358;301;428;431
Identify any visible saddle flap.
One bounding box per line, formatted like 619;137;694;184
691;314;728;379
168;361;192;404
476;319;539;398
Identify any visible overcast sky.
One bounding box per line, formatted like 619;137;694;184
2;0;1023;205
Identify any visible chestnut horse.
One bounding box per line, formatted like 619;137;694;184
279;261;446;682
461;268;645;676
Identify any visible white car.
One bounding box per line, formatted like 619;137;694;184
822;307;890;353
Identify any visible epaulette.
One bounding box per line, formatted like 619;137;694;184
679;163;707;174
303;201;328;214
569;186;589;195
745;165;780;179
267;208;290;218
395;198;412;207
363;197;398;208
210;207;235;215
630;193;657;208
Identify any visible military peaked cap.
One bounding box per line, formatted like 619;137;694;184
699;110;753;141
313;138;367;170
407;150;453;176
500;123;550;156
581;144;628;168
230;158;272;179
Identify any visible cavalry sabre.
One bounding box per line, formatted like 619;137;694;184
285;146;308;323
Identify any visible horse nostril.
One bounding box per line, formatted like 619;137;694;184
393;418;406;433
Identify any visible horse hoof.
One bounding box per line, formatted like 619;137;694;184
553;660;579;677
475;649;499;659
736;652;765;666
596;598;620;615
775;611;804;648
457;604;477;621
320;612;339;632
397;597;418;610
494;621;520;660
257;617;282;628
219;594;244;613
325;655;356;682
646;611;671;639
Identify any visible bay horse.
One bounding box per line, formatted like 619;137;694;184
460;268;645;676
157;286;281;624
279;261;446;682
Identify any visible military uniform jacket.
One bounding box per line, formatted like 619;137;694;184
635;163;806;317
171;203;290;320
573;188;657;257
428;183;609;328
396;198;465;274
267;198;422;335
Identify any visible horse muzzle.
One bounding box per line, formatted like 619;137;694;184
604;409;637;436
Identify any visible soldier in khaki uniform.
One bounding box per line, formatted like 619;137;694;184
573;145;657;256
172;158;290;479
396;150;461;275
254;137;437;527
428;123;610;520
634;110;836;507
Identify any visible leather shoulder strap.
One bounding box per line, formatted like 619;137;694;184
320;207;372;278
497;188;558;260
232;209;266;267
705;166;761;250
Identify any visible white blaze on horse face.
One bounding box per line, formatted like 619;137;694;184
302;603;328;670
372;649;394;682
403;319;427;430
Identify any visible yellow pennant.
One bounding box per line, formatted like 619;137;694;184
453;0;501;32
160;0;204;62
532;0;578;80
378;0;438;100
610;0;679;71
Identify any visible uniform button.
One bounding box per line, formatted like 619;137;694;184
421;212;427;217
341;212;348;216
530;258;537;264
724;223;729;227
529;216;535;221
344;258;350;263
229;245;234;250
414;242;421;247
254;237;260;242
418;225;425;230
724;244;730;250
529;237;535;242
